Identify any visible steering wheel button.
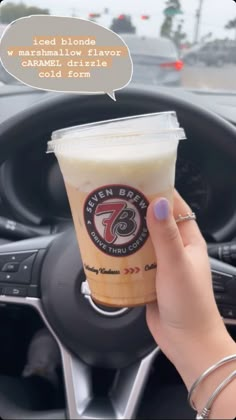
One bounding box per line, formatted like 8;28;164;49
20;254;36;267
2;262;20;272
0;255;36;284
15;252;35;262
14;254;37;285
0;252;35;264
2;286;27;297
0;272;17;283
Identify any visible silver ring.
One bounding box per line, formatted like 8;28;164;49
175;212;196;224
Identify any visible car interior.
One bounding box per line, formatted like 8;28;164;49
0;84;235;419
0;0;236;417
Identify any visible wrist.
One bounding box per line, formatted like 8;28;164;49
161;317;236;418
169;323;236;391
189;351;236;419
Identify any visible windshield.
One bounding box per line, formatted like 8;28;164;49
0;0;236;91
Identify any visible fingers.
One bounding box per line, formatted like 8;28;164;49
146;191;206;262
147;197;185;262
173;190;205;247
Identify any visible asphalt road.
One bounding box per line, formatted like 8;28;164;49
181;64;236;91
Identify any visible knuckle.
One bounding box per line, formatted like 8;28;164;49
194;230;207;249
165;223;179;242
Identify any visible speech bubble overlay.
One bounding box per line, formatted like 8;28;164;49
0;15;133;100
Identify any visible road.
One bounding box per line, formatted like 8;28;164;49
181;64;236;91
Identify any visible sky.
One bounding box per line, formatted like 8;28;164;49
2;0;236;42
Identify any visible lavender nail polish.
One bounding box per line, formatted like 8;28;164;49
154;199;169;221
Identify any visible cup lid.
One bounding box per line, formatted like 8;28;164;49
47;127;186;155
51;111;180;141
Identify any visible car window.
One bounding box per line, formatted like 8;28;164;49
0;0;235;91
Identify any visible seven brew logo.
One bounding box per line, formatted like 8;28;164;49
95;201;137;244
84;185;149;257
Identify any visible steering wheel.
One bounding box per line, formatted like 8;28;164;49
0;85;236;420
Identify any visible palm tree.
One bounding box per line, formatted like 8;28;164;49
225;18;236;41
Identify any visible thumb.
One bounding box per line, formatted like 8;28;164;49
147;198;185;262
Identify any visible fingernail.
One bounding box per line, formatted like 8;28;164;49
154;198;170;221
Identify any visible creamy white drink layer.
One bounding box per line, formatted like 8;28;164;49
55;135;178;195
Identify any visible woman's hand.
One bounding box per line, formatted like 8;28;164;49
146;191;236;402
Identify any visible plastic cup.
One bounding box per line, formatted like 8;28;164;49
48;112;186;307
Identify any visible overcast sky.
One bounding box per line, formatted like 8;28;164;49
3;0;236;42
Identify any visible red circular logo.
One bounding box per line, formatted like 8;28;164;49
84;185;149;257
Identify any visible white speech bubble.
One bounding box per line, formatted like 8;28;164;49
0;15;133;100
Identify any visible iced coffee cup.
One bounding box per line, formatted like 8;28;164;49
48;112;186;307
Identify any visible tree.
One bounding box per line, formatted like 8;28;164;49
173;22;187;49
110;15;136;34
161;0;182;39
0;2;49;24
161;16;173;39
225;18;236;41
